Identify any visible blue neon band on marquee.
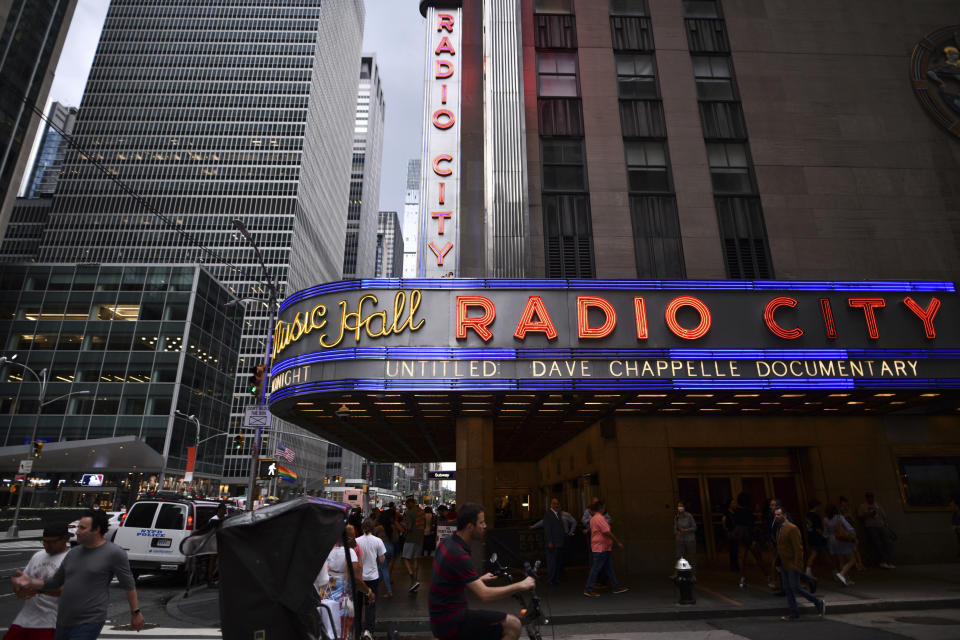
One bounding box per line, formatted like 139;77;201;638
278;279;957;313
269;347;960;378
268;377;960;403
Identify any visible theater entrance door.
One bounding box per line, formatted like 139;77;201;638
674;449;806;562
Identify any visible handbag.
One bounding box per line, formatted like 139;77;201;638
834;521;855;543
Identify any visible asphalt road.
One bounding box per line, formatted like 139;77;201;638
0;547;207;632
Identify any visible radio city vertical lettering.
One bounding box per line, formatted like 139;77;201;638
418;7;462;277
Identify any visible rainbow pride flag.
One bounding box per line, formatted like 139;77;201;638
277;464;298;483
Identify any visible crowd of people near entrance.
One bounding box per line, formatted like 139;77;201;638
313;497;460;640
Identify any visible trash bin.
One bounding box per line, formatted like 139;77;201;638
218;497;349;639
674;557;696;605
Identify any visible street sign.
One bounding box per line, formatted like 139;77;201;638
428;470;455;480
244;406;272;428
18;460;32;474
437;523;457;542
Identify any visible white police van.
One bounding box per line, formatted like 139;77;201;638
113;497;220;580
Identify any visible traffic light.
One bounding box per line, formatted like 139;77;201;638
233;434;245;451
31;441;43;458
323;476;329;484
249;364;265;396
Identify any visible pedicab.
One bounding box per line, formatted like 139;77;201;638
214;497;352;639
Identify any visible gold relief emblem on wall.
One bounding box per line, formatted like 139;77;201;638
910;26;960;137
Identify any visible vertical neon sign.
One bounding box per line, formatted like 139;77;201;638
418;5;462;277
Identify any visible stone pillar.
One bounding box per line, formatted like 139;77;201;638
456;415;495;524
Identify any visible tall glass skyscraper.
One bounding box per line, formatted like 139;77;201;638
35;0;366;487
342;54;385;279
26;102;77;198
0;0;77;239
401;159;421;277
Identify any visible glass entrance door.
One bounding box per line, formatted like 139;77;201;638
677;471;804;561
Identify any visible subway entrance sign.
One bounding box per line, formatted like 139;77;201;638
428;470;456;480
266;279;960;462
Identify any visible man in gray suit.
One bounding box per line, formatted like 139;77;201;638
531;498;571;584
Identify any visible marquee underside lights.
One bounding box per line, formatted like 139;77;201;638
265;280;960;406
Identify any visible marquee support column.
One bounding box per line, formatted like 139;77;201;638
455;415;495;526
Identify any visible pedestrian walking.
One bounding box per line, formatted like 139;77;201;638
950;496;960;559
401;497;425;592
775;507;825;621
5;524;70;640
530;498;569;584
373;516;393;598
422;506;436;557
804;500;828;578
838;496;865;570
327;525;372;640
824;504;857;586
11;510;145;639
583;501;629;597
674;501;697;576
355;519;385;640
731;493;769;588
858;492;896;568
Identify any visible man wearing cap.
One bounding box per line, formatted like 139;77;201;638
4;524;70;640
11;509;144;639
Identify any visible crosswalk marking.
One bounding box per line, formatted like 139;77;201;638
2;628;221;639
0;541;43;550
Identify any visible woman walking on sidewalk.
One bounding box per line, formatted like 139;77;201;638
825;504;857;586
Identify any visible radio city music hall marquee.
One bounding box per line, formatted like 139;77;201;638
264;280;960;402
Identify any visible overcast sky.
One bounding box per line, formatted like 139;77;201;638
42;0;426;215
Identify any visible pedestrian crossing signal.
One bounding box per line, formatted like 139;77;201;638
233;434;245;451
249;365;265;396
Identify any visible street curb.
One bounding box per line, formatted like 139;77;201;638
372;597;960;632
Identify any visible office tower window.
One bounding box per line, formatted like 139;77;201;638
683;0;720;18
610;0;649;15
625;141;670;193
542;139;586;191
706;143;753;194
691;56;734;101
630;196;684;279
538;53;579;97
543;194;593;278
684;0;772;278
615;54;659;99
534;0;574;14
715;197;772;279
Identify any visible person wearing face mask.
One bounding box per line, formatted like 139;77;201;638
775;507;825;620
674;501;698;577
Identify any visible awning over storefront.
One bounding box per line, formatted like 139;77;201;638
267;279;960;462
0;436;165;473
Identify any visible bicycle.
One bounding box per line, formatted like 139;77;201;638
488;553;549;640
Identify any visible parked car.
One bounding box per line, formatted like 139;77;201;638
112;498;221;580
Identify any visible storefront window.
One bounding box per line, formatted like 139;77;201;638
897;457;960;508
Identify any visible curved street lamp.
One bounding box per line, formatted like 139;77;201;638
0;356;90;537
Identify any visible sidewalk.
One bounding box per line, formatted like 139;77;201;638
167;562;960;633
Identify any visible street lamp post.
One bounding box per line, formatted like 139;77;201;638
1;356;90;537
231;218;280;511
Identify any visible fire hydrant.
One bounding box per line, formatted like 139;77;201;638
674;557;696;605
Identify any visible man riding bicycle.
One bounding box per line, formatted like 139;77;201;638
428;503;535;640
